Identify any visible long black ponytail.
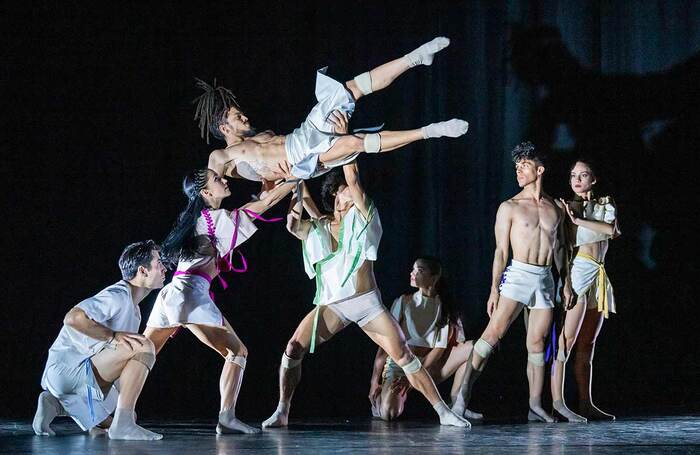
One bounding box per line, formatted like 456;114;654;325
161;168;210;265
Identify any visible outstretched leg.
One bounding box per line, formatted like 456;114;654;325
452;296;522;419
346;37;451;100
574;308;614;420
550;298;588;422
319;118;469;166
186;319;259;434
525;309;555;423
361;312;468;427
262;306;347;428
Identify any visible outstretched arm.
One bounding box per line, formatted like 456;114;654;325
343;162;370;218
487;202;512;317
242;180;293;215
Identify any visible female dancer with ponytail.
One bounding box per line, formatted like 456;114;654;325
368;257;483;421
551;159;620;422
144;168;292;433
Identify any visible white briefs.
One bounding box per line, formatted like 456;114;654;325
498;260;555;309
326;288;386;328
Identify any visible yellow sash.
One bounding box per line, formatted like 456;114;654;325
576;252;613;318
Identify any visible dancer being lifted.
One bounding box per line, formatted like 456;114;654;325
450;142;572;423
144;169;292;434
262;160;469;429
196;37;469;182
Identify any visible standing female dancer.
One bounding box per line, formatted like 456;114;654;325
551;159;620;422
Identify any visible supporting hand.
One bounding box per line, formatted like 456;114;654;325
113;332;147;351
487;290;499;317
327;110;349;134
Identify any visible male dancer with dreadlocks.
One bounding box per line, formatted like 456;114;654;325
450;142;572;423
195;37;469;182
144;169;292;434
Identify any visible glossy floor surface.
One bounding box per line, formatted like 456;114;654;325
1;416;698;454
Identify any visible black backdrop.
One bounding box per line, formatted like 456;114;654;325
3;1;698;421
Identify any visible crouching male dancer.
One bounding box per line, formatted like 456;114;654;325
262;163;468;428
33;240;166;440
197;36;469;182
451;142;572;422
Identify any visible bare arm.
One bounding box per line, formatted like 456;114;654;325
487;202;512;316
343;162;370;218
242;180;293;215
286;183;313;240
300;180;323;219
64;307;146;350
64;307;113;341
560;199;620;237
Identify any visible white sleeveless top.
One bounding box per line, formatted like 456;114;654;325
302;202;382;305
390;291;465;349
575;197;617;247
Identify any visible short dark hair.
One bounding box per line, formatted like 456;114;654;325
512;141;546;167
320;170;347;212
118;240;160;280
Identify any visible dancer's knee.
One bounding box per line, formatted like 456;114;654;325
131;339;156;371
285;339;307;360
134;337;156;356
380;402;403;421
526;337;546;354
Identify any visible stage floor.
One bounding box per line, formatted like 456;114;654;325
1;416;698;454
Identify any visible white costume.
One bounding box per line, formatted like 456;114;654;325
571;197;617;318
499;260;555;309
286;67;362;179
302;201;384;351
383;291;466;383
147;208;258;329
40;281;139;430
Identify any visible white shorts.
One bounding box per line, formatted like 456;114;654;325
499;260;555;309
571;255;616;314
147;274;225;328
41;351;118;430
326;288;386;327
285;67;358;179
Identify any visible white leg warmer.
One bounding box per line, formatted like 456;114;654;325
400;355;422;375
225;353;247;369
363;133;381;153
353;71;373;95
528;352;545;366
473;338;494;359
281;353;301;369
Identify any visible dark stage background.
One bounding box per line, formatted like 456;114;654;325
3;1;698;422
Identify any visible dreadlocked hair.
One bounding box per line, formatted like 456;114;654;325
415;256;462;329
193;78;240;144
161;168;211;265
511;141;546;167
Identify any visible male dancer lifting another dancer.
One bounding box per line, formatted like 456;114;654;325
451;142;572;422
195;37;469;182
33;241;166;440
262;160;468;429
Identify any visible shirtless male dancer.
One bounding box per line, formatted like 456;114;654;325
195;37;469;182
262;162;468;428
451;142;572;422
